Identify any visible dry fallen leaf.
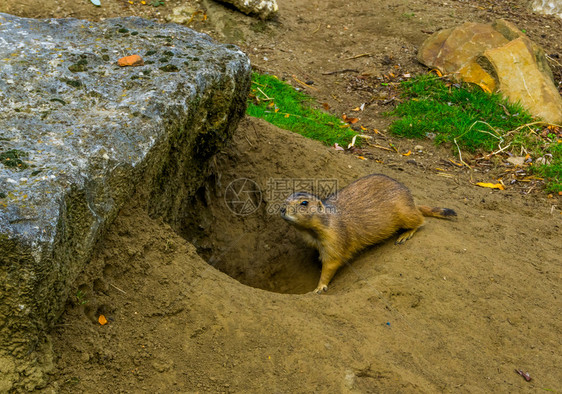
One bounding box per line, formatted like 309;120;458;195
322;102;331;110
333;143;345;151
476;182;505;190
342;114;359;124
431;68;443;77
117;55;144;67
98;314;108;325
477;83;492;93
402;150;412;156
348;135;358;149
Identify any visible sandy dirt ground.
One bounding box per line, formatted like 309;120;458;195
0;0;561;392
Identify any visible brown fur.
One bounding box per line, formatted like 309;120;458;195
280;174;457;293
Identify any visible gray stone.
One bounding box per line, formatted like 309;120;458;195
0;12;250;383
532;0;562;18
215;0;278;19
507;156;525;166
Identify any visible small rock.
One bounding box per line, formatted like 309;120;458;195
532;0;562;18
535;156;552;165
219;0;278;19
414;145;424;152
166;5;198;24
507;156;525;166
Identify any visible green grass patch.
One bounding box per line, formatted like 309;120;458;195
388;74;561;192
247;72;358;146
388;74;534;151
528;138;562;193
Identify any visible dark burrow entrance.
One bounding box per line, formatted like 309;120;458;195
181;175;322;295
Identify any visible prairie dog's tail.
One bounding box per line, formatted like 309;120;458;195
418;205;457;219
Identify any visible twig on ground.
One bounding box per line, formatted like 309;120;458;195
453;137;471;168
256;86;273;101
343;53;372;60
322;69;360;75
109;283;127;294
292;75;318;90
546;54;562;68
486;142;512;158
370;144;394;152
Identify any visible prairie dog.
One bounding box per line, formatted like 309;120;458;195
280;174;456;294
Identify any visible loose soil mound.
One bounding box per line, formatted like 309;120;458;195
49;118;561;392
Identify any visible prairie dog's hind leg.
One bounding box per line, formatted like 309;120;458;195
395;227;419;244
395;206;424;245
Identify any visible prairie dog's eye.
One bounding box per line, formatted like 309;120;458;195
300;201;308;206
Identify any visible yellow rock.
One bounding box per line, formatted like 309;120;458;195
418;19;562;124
484;37;562;124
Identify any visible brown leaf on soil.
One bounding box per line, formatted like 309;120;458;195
117;55;144;67
342;114;358;124
322;102;331;110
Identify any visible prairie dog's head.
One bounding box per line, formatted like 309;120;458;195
280;192;326;228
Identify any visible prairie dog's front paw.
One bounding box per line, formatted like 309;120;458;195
313;284;328;294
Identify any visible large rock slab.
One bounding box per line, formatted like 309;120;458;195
0;12;250;387
418;19;562;124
